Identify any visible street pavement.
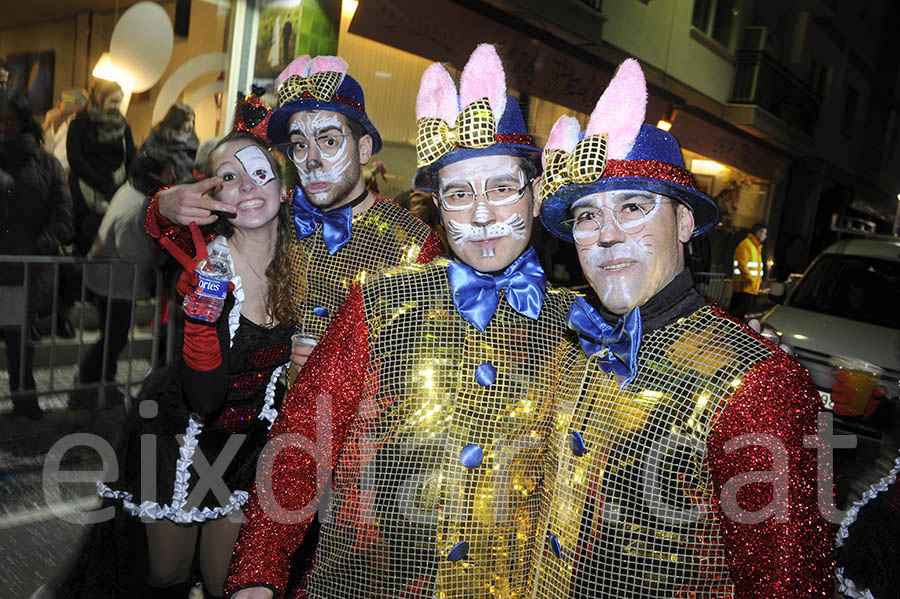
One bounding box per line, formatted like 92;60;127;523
0;360;142;599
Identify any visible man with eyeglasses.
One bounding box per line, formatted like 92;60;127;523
529;59;833;597
225;44;576;599
147;56;442;347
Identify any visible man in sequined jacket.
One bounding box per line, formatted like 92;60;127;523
529;59;834;598
147;56;442;345
225;44;576;599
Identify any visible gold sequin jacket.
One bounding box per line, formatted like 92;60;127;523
227;257;576;598
530;303;835;599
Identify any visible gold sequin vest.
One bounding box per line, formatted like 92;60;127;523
288;198;433;337
531;306;774;599
306;259;575;599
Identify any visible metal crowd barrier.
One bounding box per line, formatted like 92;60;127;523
0;255;175;412
693;271;733;306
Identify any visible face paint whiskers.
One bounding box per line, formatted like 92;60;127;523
447;213;528;258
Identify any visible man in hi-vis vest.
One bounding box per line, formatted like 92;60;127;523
731;223;766;319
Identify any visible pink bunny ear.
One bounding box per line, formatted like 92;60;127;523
585;58;646;159
309;55;348;75
459;43;507;123
416;62;459;123
542;115;582;167
276;55;312;88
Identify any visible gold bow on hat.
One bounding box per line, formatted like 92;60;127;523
276;71;345;106
416;98;496;167
539;134;608;203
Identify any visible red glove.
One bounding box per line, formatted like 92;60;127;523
159;222;208;298
832;371;885;419
183;319;222;372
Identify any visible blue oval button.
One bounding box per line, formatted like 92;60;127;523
313;306;329;317
460;444;484;469
549;534;562;558
448;541;469;562
569;431;586;457
475;362;496;387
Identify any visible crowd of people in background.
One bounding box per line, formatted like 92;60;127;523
0;77;202;419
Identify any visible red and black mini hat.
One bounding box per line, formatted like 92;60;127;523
232;94;274;142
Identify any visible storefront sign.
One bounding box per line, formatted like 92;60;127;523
671;110;790;182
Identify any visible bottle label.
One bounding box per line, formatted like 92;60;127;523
195;270;229;299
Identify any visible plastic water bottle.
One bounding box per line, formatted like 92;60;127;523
183;236;232;322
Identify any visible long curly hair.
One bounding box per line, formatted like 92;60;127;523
205;131;294;327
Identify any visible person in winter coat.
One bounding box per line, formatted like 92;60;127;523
67;79;135;255
69;148;178;410
0;90;73;419
140;103;199;184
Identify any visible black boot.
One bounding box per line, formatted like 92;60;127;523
145;581;192;598
12;392;43;420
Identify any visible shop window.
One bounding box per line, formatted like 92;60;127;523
683;149;772;274
692;0;740;50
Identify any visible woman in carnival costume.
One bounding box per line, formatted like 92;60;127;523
58;96;295;599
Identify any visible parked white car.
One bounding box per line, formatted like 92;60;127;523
761;238;900;403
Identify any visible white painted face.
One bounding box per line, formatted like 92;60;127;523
573;190;694;314
235;145;276;187
287;110;367;210
211;140;284;232
434;154;537;273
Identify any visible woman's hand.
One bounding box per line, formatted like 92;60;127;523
157;176;233;226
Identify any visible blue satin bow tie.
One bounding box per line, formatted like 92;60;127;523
291;186;353;255
567;296;642;388
447;246;546;331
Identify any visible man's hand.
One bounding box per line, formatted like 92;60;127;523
158;177;233;226
748;318;793;355
232;588;274;599
832;376;885;419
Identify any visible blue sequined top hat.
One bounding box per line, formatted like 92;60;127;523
537;58;719;243
268;54;382;152
541;124;719;242
412;44;540;193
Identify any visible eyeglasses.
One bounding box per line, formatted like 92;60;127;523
435;178;535;212
278;132;347;163
562;196;672;244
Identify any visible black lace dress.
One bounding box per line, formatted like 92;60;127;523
102;313;292;518
55;305;291;598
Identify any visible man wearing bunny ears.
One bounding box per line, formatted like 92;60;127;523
148;56;442;347
530;60;834;597
225;44;577;599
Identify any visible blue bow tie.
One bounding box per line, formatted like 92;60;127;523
447;246;546;331
567;296;642;388
292;186;353;255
